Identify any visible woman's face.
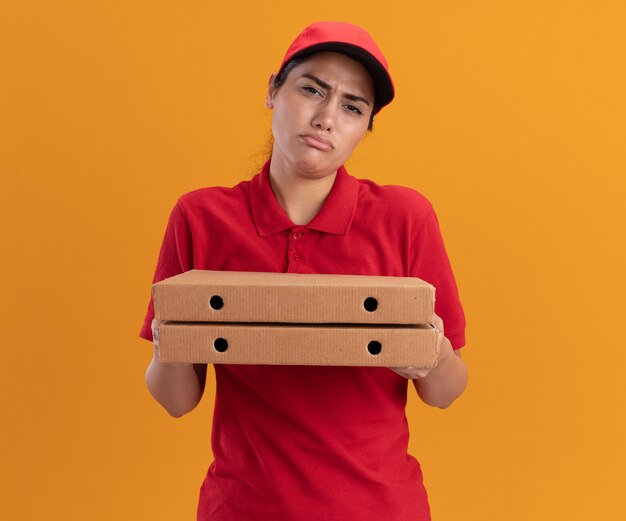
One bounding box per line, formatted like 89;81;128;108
266;51;375;180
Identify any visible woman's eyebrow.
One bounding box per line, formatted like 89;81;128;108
301;73;371;107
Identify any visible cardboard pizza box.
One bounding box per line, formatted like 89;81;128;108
158;322;438;367
152;270;435;325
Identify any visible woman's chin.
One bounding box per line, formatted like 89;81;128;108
272;147;342;180
292;156;340;180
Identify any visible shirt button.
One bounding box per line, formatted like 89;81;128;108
292;232;304;240
293;254;301;261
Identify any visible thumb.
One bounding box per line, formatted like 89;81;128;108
151;319;162;343
433;313;444;335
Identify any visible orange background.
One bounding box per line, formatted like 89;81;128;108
1;1;625;519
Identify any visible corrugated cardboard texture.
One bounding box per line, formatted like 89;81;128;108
159;322;438;367
153;270;435;324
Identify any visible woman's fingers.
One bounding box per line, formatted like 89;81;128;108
151;319;162;349
433;313;444;335
389;366;432;379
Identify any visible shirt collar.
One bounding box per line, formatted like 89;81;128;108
250;160;358;236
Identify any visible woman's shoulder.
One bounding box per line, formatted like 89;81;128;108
356;177;433;216
176;178;251;213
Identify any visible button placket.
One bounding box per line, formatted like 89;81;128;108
287;227;305;271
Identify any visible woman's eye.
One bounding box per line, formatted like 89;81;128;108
345;104;363;115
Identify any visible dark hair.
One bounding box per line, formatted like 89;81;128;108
273;55;377;131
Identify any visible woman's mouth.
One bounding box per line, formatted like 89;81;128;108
300;135;334;152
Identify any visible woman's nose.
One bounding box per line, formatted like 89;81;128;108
311;103;336;132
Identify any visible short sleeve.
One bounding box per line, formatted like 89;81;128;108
138;201;194;342
411;206;466;349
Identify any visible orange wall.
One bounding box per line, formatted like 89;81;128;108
1;1;625;519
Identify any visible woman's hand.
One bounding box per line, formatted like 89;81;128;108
389;314;454;380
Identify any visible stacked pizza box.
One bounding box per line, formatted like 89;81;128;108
152;270;438;367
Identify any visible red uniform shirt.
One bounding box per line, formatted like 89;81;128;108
140;161;466;520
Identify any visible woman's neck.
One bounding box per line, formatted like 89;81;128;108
268;158;337;226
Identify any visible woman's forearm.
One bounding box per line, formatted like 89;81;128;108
414;351;468;409
145;349;207;417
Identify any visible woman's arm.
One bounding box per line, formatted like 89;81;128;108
413;346;468;409
145;319;207;417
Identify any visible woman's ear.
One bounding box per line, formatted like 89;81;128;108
265;73;277;109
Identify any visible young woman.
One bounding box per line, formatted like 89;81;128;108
140;21;467;521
